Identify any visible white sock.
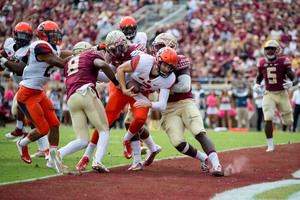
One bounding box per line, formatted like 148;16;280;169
20;137;31;146
59;139;89;159
208;152;220;168
123;130;135;141
195;150;208;162
131;140;141;164
22;126;28;133
267;138;274;149
16;120;23;129
83;142;97;160
94;130;109;163
36;136;49;151
142;135;157;152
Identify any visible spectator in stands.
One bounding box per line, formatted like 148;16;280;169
292;83;300;132
253;83;265;131
219;88;234;129
206;89;219;129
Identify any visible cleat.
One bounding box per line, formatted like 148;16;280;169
45;149;49;160
92;160;109;173
76;156;90;171
30;149;46;158
201;158;210;173
143;145;162;166
16;139;32;164
122;136;132;159
128;162;143;171
266;147;274;152
46;160;68;170
6;128;23;139
210;165;224;177
49;148;63;173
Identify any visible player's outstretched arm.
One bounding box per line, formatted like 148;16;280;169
94;58;119;87
37;53;71;68
170;68;191;93
117;61;138;97
0;57;26;75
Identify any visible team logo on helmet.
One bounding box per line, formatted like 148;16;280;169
73;41;92;55
151;33;178;56
105;30;128;58
119;16;137;40
14;22;33;47
155;47;178;78
37;21;62;46
264;40;282;60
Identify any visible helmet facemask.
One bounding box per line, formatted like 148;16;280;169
14;31;32;47
264;40;281;61
47;30;62;46
155;60;176;78
121;25;137;40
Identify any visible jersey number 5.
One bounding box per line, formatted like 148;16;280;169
267;67;277;84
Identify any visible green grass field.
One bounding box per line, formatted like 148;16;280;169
1;123;300;184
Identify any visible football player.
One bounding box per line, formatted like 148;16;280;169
15;21;72;173
76;30;161;171
0;22;50;158
253;40;298;152
116;47;177;170
135;33;224;176
56;41;120;173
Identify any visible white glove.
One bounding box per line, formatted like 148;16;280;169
253;83;262;93
283;80;293;89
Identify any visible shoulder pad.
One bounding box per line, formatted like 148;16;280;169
176;55;190;70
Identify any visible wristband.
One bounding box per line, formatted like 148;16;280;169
111;77;119;86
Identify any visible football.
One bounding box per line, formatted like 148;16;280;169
126;79;141;94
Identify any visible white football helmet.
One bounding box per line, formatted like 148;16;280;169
264;40;282;60
73;41;92;55
151;33;178;56
105;30;128;57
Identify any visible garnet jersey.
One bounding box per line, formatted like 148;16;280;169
167;55;193;102
64;50;104;100
127;32;148;47
109;43;147;68
3;38;30;84
257;56;292;92
130;54;175;91
20;40;61;90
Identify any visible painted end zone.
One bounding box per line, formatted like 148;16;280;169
0;143;299;200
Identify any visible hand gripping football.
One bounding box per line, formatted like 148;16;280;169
126;79;141;94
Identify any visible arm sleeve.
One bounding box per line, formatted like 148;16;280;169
151;89;170;111
170;74;191;93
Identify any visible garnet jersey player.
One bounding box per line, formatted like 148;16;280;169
58;41;118;173
253;40;298;152
15;21;72;173
136;33;224;176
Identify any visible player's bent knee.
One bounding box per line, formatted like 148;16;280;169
281;112;293;126
37;121;50;135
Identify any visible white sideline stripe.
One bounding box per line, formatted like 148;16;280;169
211;180;300;200
0;142;298;186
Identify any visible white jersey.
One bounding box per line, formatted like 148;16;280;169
131;54;175;91
3;38;30;84
20;40;61;90
127;32;148;47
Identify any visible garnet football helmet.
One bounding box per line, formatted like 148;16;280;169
155;47;178;78
73;41;92;55
119;16;137;40
37;21;62;46
13;22;33;47
264;40;281;60
151;33;177;55
105;30;128;58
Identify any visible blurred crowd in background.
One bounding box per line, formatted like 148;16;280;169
0;0;300;130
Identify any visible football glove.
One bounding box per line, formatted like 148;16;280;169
283;80;293;89
253;83;262;93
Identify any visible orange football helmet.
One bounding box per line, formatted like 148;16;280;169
14;22;33;47
36;21;62;46
119;16;137;40
155;47;178;78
